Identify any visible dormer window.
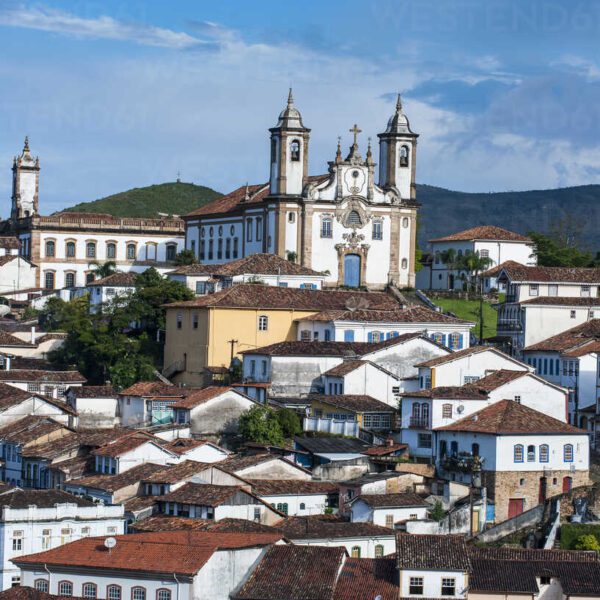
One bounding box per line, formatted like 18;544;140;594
399;145;409;167
290;139;301;161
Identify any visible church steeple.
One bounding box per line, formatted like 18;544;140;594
11;136;40;220
378;94;418;200
269;89;310;196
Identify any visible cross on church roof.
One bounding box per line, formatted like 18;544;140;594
349;124;362;146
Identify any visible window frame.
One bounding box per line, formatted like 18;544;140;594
82;582;98;599
107;585;122;600
514;444;524;463
65;240;76;258
441;577;456;597
45;239;56;258
106;241;117;259
58;581;73;597
258;315;269;331
409;576;424;595
126;242;137;260
156;590;171;600
34;579;49;593
539;444;549;463
131;587;147;600
85;241;97;259
563;443;574;462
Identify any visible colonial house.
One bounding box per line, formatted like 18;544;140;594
86;272;137;311
0;329;66;360
14;531;284;600
1;138;184;291
162;284;401;385
0;488;124;590
435;400;590;523
0;367;85;400
0;255;37;296
218;453;312;481
522;319;600;431
349;492;430;528
161;438;230;464
493;262;600;355
65;386;118;429
185;92;419;290
167;253;326;294
417;226;535;291
415;345;532;389
119;381;189;427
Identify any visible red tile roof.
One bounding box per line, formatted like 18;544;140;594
171;386;243;410
435;399;584;434
0;416;67;445
0;370;85;383
142;460;210;484
13;531;283;576
92;432;162;457
68;462;167;493
278;515;395;540
520;296;600;306
396;534;471;570
362;443;407;456
298;306;471;324
186;183;270;217
0;237;20;250
333;558;398;600
430;226;532;243
464;369;528;391
322;360;367;377
497;263;600;283
67;385;117;399
87;272;137;287
119;381;185;397
163;438;227;455
0;331;34;347
415;345;526;369
355;492;428;508
403;386;489;400
247;479;338;496
129;515;280;534
312;394;395;414
160;482;249;506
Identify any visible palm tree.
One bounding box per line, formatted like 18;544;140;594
440;249;460;290
88;260;118;280
458;252;493;294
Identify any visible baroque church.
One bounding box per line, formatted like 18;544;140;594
185;92;419;289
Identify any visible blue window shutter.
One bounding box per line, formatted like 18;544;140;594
441;334;447;347
457;335;463;349
344;330;355;342
367;332;373;342
300;284;305;289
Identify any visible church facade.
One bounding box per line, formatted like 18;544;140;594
185;92;419;289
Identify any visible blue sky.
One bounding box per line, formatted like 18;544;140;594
1;0;599;214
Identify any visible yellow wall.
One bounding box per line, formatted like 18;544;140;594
164;305;318;386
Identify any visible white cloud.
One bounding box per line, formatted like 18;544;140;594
0;4;210;49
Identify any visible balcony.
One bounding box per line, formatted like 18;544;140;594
440;453;483;473
409;417;430;429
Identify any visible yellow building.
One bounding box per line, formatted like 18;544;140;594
163;284;398;386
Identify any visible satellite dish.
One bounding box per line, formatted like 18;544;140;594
375;595;383;600
104;537;117;550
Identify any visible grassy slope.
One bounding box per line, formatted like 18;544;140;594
61;182;222;218
433;296;498;339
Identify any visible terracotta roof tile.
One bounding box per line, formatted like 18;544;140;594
0;369;84;383
247;479;338;496
0;331;34;347
163;438;227;455
333;558;398;600
92;432;162;457
312;394;395;413
435;399;584;434
69;462;167;493
119;381;185;397
160;482;248;506
0;237;20;250
464;369;528;391
403;386;489;400
186;183;270;217
415;345;527;369
130;515;279;534
362;443;407;456
322;360;367;377
14;531;283;576
142;460;210;484
0;416;67;445
430;226;532;243
87;272;137;287
278;515;395;540
396;534;471;570
520;296;600;306
0;586;76;600
497;263;600;283
0;488;96;509
67;385;117;398
171;386;241;410
297;306;471;324
355;492;428;508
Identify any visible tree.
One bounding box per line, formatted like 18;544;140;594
457;252;493;294
440;248;460;289
529;231;595;267
276;408;302;439
238;406;284;446
429;500;445;523
174;249;198;266
575;534;600;551
88;260;117;279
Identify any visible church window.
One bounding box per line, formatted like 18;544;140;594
44;272;55;290
208;240;214;260
288;212;295;223
449;333;462;350
247;219;253;242
45;240;55;257
209;227;214;237
217;239;223;260
218;226;223;236
258;315;268;331
166;244;177;261
126;244;136;260
372;220;383;240
106;242;116;259
347;211;362;227
66;241;76;258
402;217;409;228
58;581;73;597
401;258;408;269
233;238;239;258
399;145;409;167
290;139;301;161
86;242;96;259
256;217;263;241
321;217;332;238
65;273;75;288
225;239;231;259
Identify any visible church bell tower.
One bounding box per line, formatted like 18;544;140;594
269;90;310;196
378;95;418;201
11;136;40;220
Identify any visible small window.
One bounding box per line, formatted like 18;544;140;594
402;217;409;228
321;217;332;238
385;514;394;528
288;212;295;223
132;588;146;600
86;272;95;284
83;583;97;599
290;139;301;161
374;544;384;558
66;241;76;258
58;581;73;597
472;443;480;456
34;580;49;593
399;145;409;167
351;546;361;558
564;444;574;462
86;242;96;259
581;285;591;297
146;243;157;261
258;315;268;331
442;404;452;419
106;242;116;259
176;312;183;330
246;219;253;242
192;314;199;329
441;578;456;596
233;237;239;258
166;244;177;261
126;243;136;260
514;444;524;463
276;502;289;515
479;249;489;258
372;220;383;240
540;444;549;463
156;591;171;600
570;310;577;319
401;258;408;269
300;330;311;341
45;240;55;257
540;576;551;585
527;445;536;462
44;271;55;290
256;217;263;241
409;577;424;595
529;284;539;296
514;395;521;404
65;272;75;288
548;284;558;296
196;281;206;295
12;530;23;551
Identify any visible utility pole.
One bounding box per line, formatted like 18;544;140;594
228;339;238;362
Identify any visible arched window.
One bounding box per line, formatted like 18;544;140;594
401;258;408;269
563;444;574;462
411;403;421;420
431;332;444;345
421;403;430;423
399;145;409;167
34;580;49;593
225;238;231;259
527;445;536;462
442;404;452;419
288;212;296;223
106;242;116;259
514;444;524;463
82;583;97;598
351;546;361;558
539;444;549;463
156;591;171;600
270;138;277;163
126;243;136;260
107;585;122;600
132;588;146;600
45;240;55;257
321;216;332;238
166;243;177;262
375;544;384;558
472;443;480;457
299;502;306;510
86;242;96;259
347;211;362;226
246;219;253;241
290;139;301;161
402;217;409;228
233;238;239;258
66;241;76;258
44;271;55;290
65;272;75;288
258;315;268;331
85;272;95;284
58;581;73;597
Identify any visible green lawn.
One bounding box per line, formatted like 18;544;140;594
432;297;498;340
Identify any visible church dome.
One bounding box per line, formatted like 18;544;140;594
384;94;415;135
274;89;306;129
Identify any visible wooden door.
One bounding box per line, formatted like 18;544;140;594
508;498;524;519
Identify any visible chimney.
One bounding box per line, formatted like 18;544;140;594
30;326;36;345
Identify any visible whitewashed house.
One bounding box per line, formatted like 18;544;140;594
0;329;66;360
415;345;532;389
435;400;590;523
493;262;600;355
14;530;283;600
418;225;535;291
0;255;37;295
65;385;118;428
162;438;229;464
522;319;600;434
349;492;430;528
0;367;84;400
0;488;124;590
86;272;136;311
219;453;312;482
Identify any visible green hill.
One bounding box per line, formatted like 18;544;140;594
61;182;222;218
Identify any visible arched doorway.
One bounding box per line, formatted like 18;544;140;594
344;254;361;288
563;476;573;493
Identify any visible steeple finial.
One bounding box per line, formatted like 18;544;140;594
243;182;250;202
287;88;294;108
336;136;342;161
396;94;402;112
366;137;373;158
23;136;30;153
